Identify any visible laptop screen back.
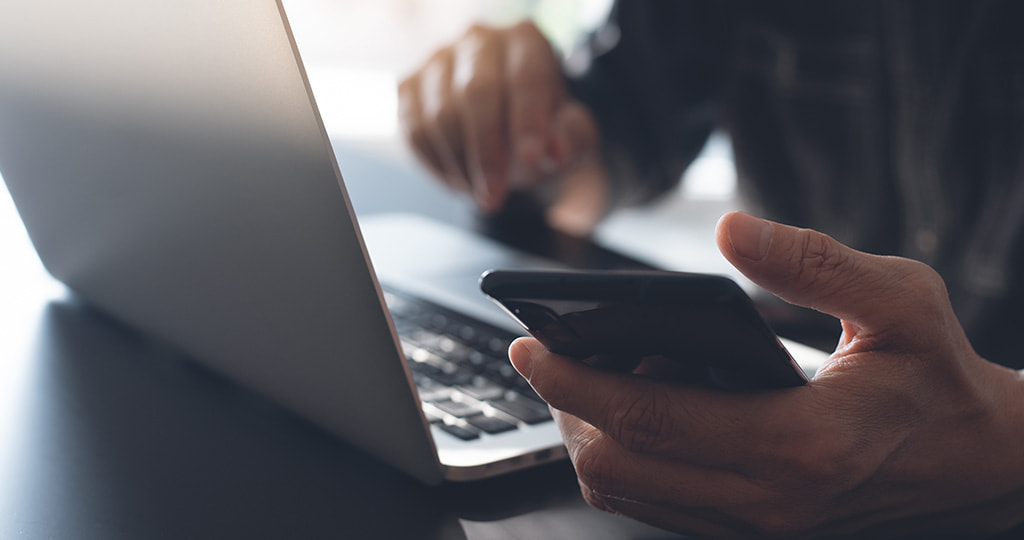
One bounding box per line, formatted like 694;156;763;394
0;0;442;484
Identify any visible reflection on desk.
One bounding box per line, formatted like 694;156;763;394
0;296;678;539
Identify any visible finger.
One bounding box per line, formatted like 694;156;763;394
451;26;509;211
551;409;770;510
715;212;955;337
397;74;447;180
556;408;826;538
550;100;599;168
504;21;564;184
509;338;785;465
418;49;471;190
542;101;607;233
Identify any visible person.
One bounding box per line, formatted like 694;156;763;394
398;1;1024;537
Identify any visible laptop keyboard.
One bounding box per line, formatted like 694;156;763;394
383;288;553;441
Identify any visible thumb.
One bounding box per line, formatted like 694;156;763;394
715;211;949;332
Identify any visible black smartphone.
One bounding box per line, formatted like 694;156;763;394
479;269;807;391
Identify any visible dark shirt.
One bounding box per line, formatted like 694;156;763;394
566;0;1024;368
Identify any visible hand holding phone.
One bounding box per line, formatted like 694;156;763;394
480;269;807;391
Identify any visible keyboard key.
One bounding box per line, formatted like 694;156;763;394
425;313;448;330
488;394;552;425
411;360;474;387
407;328;444;351
454;323;477;342
416;385;451;402
405;343;444;365
483;362;523;387
437;422;479;441
465;414;517;435
385;287;550;433
462;350;500;372
390;318;415;334
432;399;483;418
423;408;445;424
409;361;442;377
383;291;419;318
439;338;477;362
429;366;475;387
455;378;506;401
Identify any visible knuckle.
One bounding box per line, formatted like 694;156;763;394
424;47;453;75
457;77;497;107
462;22;492;40
876;258;956;344
607;389;674;454
426;101;460;135
895;258;948;301
794;229;847;283
510;20;541;39
420;50;454;95
454;25;492;66
788;229;855;303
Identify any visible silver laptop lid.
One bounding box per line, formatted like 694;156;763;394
0;0;442;484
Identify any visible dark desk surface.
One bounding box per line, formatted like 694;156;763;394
0;142;679;539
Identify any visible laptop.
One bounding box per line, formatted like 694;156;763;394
0;0;827;484
0;0;577;484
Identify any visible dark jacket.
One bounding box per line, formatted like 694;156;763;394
567;0;1024;368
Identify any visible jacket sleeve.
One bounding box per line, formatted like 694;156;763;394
564;0;729;209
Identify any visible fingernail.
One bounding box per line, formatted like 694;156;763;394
508;338;536;380
729;212;773;261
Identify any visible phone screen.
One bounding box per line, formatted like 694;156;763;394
480;270;807;391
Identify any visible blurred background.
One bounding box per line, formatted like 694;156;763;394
281;0;744;277
285;0;615;141
0;0;747;313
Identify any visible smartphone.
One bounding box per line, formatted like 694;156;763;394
479;269;807;391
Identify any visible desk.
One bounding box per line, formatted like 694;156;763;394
0;140;682;539
4;140;1024;540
